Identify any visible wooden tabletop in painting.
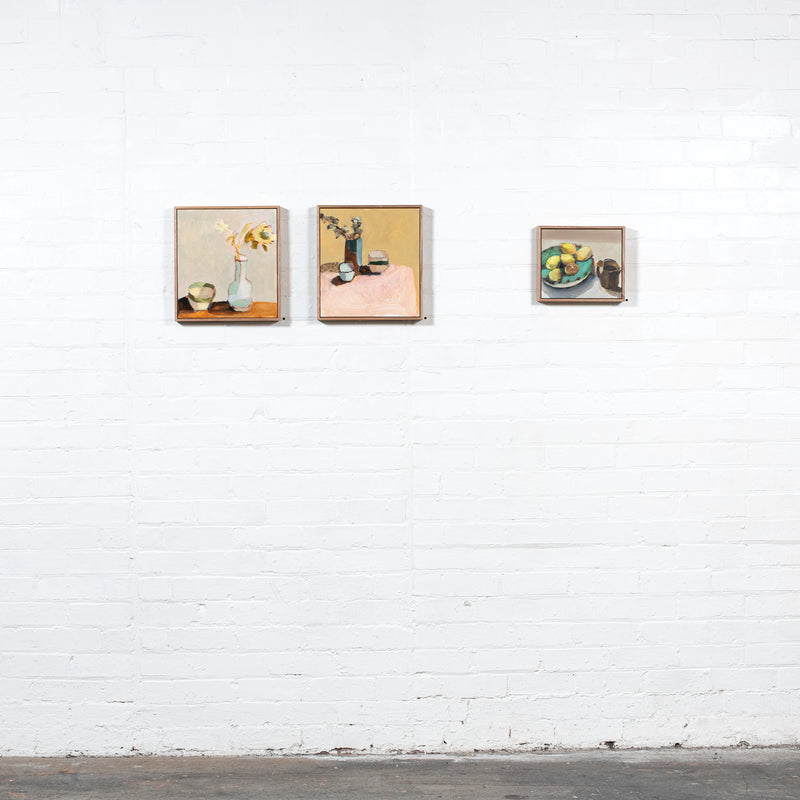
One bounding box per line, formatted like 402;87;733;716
177;298;278;321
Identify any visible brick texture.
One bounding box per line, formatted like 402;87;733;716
0;0;799;755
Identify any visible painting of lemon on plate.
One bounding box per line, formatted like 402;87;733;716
537;226;625;304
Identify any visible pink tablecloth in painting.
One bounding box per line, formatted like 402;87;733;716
320;264;418;318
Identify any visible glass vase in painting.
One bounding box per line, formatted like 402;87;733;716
228;256;253;312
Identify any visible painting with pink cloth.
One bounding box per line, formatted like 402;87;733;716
317;205;423;321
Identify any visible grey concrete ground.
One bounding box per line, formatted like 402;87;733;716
1;749;798;800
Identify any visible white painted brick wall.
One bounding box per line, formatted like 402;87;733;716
1;0;799;755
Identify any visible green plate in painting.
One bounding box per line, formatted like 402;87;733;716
541;245;594;289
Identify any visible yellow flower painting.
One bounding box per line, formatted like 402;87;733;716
175;206;281;322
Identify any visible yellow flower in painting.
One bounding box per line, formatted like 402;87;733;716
245;223;276;250
217;219;275;257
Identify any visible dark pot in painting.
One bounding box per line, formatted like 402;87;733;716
597;259;621;292
344;238;363;269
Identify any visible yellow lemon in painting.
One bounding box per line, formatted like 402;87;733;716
548;267;562;282
545;255;561;270
561;242;577;255
560;253;575;266
564;262;579;275
576;245;592;261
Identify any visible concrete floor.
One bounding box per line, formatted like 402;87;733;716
1;749;798;800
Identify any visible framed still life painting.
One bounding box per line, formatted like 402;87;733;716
317;205;423;321
175;206;280;322
537;225;625;304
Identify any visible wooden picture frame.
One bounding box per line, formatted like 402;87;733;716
317;205;423;322
175;206;281;322
537;225;625;304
